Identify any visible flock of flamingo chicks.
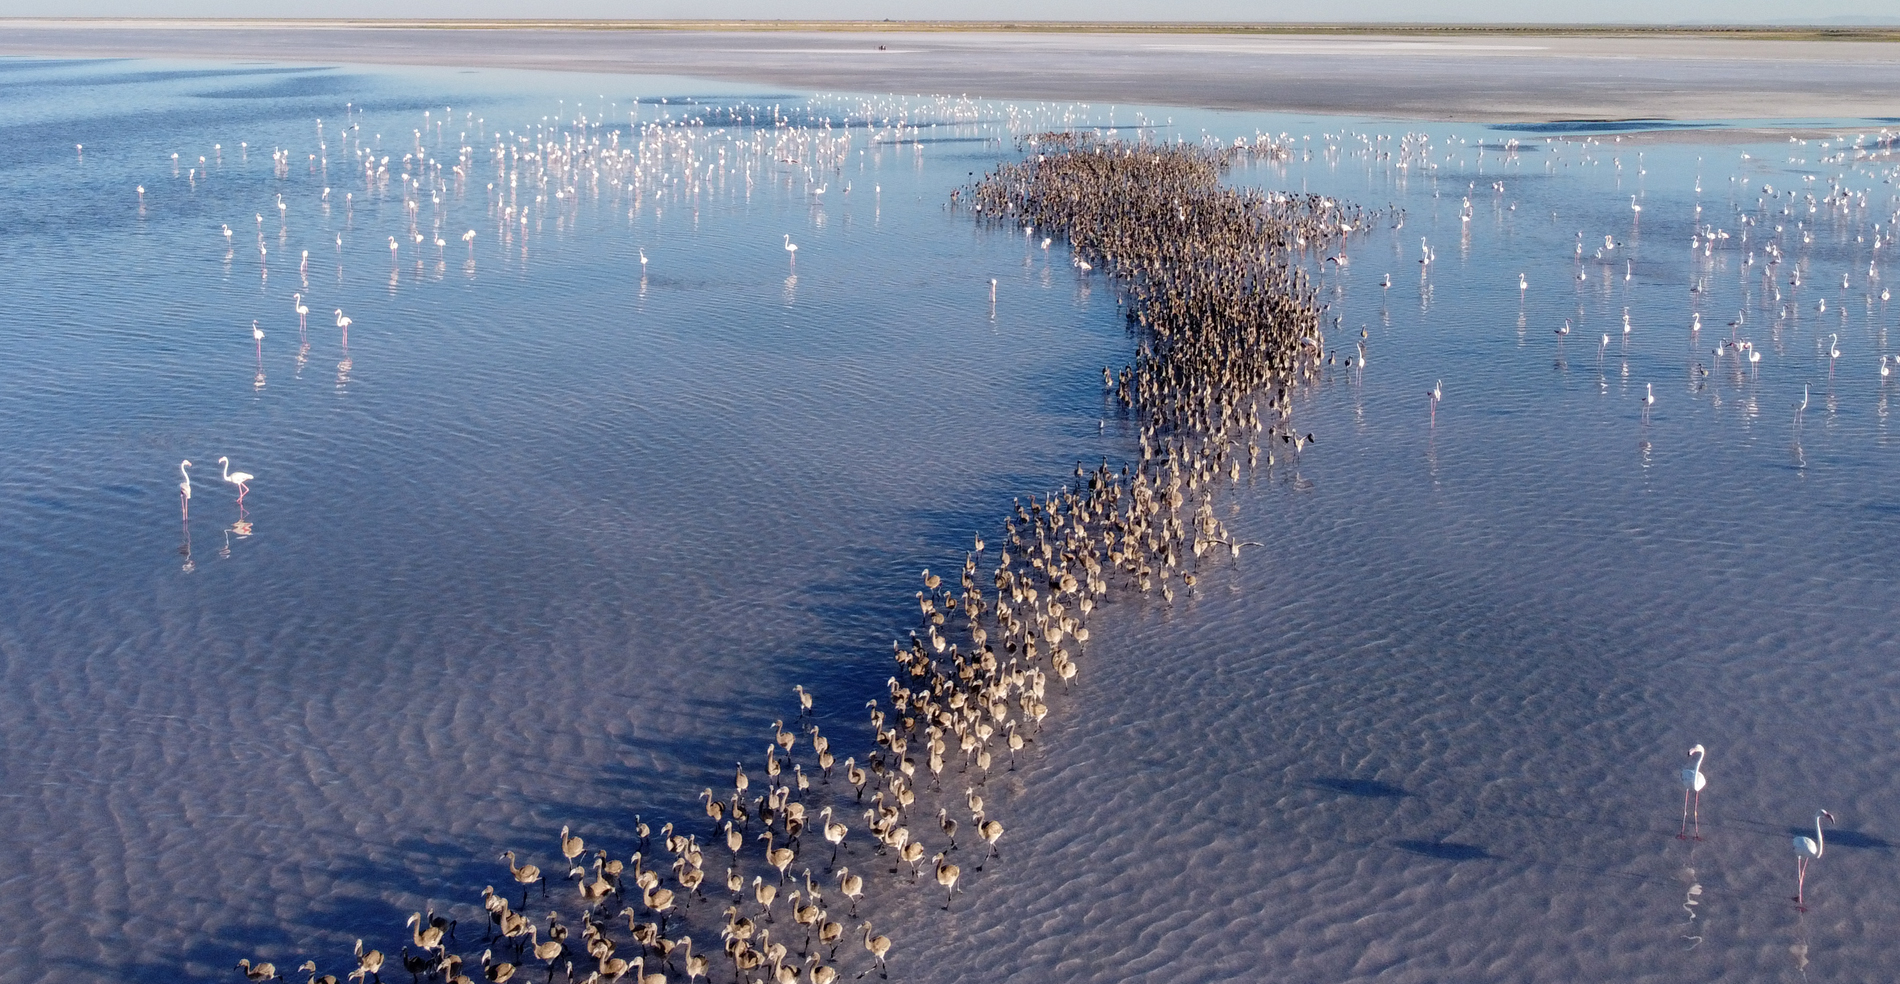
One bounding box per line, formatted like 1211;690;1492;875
231;135;1352;984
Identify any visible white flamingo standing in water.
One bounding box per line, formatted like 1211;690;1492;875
178;460;193;518
293;292;308;332
1427;379;1442;425
1794;384;1810;428
335;309;352;344
1678;744;1706;840
783;234;798;267
1792;810;1834;910
251;320;265;361
1642;383;1655;421
219;456;254;500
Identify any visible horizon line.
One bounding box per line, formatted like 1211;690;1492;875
5;18;1899;36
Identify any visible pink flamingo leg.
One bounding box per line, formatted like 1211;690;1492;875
1691;790;1702;841
1678;788;1692;839
1794;857;1808;910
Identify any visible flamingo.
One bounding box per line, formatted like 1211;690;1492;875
1795;383;1810;426
1427;379;1442;425
335;309;352;345
783;234;797;265
179;460;193;501
1630;195;1642;213
1792;810;1834;910
293;292;308;331
1518;272;1527;292
1555;319;1571;338
1642;383;1655;421
218;457;254;499
252;320;266;361
639;247;648;268
1678;744;1706;840
859;922;891;978
1829;334;1841;376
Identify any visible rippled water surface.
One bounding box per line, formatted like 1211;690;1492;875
1;57;1897;984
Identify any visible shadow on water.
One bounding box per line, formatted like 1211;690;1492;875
1308;777;1411;799
1392;839;1492;862
182;888;416;977
1804;828;1892;851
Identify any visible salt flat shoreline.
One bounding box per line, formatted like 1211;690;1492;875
3;21;1898;124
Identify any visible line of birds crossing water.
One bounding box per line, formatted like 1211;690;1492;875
158;103;1896;984
235;136;1350;984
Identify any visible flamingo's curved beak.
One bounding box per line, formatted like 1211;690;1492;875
1822;810;1836;823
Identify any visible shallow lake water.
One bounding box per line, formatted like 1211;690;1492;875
0;56;1896;984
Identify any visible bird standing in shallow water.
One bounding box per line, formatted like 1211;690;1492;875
1792;810;1833;910
218;456;253;500
1678;744;1706;840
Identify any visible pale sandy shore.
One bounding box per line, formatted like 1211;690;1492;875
3;21;1899;123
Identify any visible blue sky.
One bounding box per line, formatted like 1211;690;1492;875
10;1;1899;22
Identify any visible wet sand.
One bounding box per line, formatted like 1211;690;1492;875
4;21;1899;122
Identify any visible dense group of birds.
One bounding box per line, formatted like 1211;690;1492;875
197;92;1899;982
232;136;1355;984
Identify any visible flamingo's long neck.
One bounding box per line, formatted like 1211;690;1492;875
1814;816;1826;857
1691;748;1704;777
